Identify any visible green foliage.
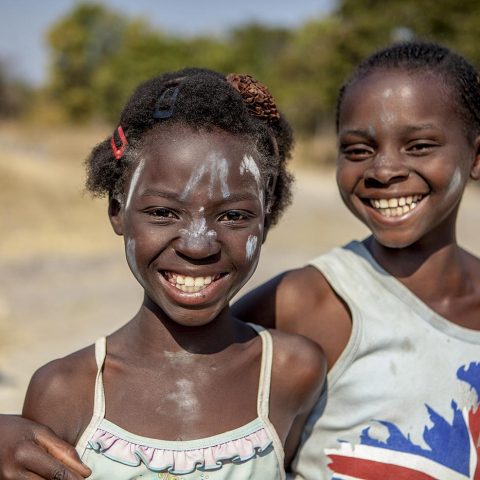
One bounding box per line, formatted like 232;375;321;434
44;0;480;134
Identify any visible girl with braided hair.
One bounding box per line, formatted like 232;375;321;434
3;40;480;479
12;68;326;479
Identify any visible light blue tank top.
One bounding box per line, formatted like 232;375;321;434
76;326;285;479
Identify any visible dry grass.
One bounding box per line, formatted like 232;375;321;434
0;122;117;259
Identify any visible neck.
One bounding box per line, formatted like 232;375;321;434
365;232;469;300
124;294;251;356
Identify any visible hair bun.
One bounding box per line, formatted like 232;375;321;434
226;73;280;122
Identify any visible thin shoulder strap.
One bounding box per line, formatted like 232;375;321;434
75;337;107;454
248;323;285;475
249;323;273;419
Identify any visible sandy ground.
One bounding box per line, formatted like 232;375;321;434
1;162;480;413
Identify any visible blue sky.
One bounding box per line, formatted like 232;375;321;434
1;0;334;85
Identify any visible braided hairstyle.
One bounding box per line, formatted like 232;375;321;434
336;41;480;140
86;68;294;227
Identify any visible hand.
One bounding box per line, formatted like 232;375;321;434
0;415;91;479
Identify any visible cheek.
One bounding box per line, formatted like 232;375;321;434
126;237;144;284
245;235;258;261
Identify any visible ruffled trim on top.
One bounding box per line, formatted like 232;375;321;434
87;420;273;475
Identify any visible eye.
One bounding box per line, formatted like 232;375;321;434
340;143;375;161
217;210;250;223
406;141;438;155
146;207;178;220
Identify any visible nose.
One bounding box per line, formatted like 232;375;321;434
364;150;409;187
174;224;221;262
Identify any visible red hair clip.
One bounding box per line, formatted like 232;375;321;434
111;125;128;160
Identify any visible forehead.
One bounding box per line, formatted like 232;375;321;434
339;70;461;130
133;124;263;195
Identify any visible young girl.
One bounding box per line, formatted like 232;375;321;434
15;68;326;479
2;41;480;480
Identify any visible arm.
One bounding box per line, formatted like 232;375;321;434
233;272;288;328
234;266;352;369
0;415;91;480
268;330;327;468
0;349;96;480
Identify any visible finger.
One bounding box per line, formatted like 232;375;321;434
34;430;91;477
17;441;87;480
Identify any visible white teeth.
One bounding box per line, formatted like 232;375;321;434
369;195;424;217
166;273;220;293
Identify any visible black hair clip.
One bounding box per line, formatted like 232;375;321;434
153;86;180;119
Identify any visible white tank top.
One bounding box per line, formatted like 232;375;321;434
290;240;480;480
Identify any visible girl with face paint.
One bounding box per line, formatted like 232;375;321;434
8;40;480;480
10;70;325;480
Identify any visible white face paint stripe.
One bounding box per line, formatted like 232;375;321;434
216;156;230;199
181;163;207;200
240;154;262;187
445;167;463;200
125;158;145;211
180;152;231;201
245;235;258;261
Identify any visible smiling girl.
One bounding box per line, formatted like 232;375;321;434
4;41;480;480
18;69;325;479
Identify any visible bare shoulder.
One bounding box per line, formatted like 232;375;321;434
267;328;326;451
276;266;352;369
22;345;97;444
269;329;326;409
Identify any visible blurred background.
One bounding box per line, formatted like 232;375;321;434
1;0;480;412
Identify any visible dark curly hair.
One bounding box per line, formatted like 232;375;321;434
336;41;480;140
86;67;294;227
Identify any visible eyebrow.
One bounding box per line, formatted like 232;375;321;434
339;129;376;142
140;189;260;203
340;124;437;139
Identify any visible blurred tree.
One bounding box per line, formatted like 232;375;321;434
0;60;31;118
44;0;480;135
47;3;127;121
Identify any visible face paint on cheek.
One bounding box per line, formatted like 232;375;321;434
245;235;258;261
126;237;144;285
125;158;145;211
444;167;463;201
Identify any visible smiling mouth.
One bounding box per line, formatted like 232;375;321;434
163;272;224;293
367;194;425;218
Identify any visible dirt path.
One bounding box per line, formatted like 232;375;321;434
1;168;479;413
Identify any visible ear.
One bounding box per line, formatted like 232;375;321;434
470;136;480;180
108;196;124;236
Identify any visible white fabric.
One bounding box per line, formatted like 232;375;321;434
290;241;480;479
